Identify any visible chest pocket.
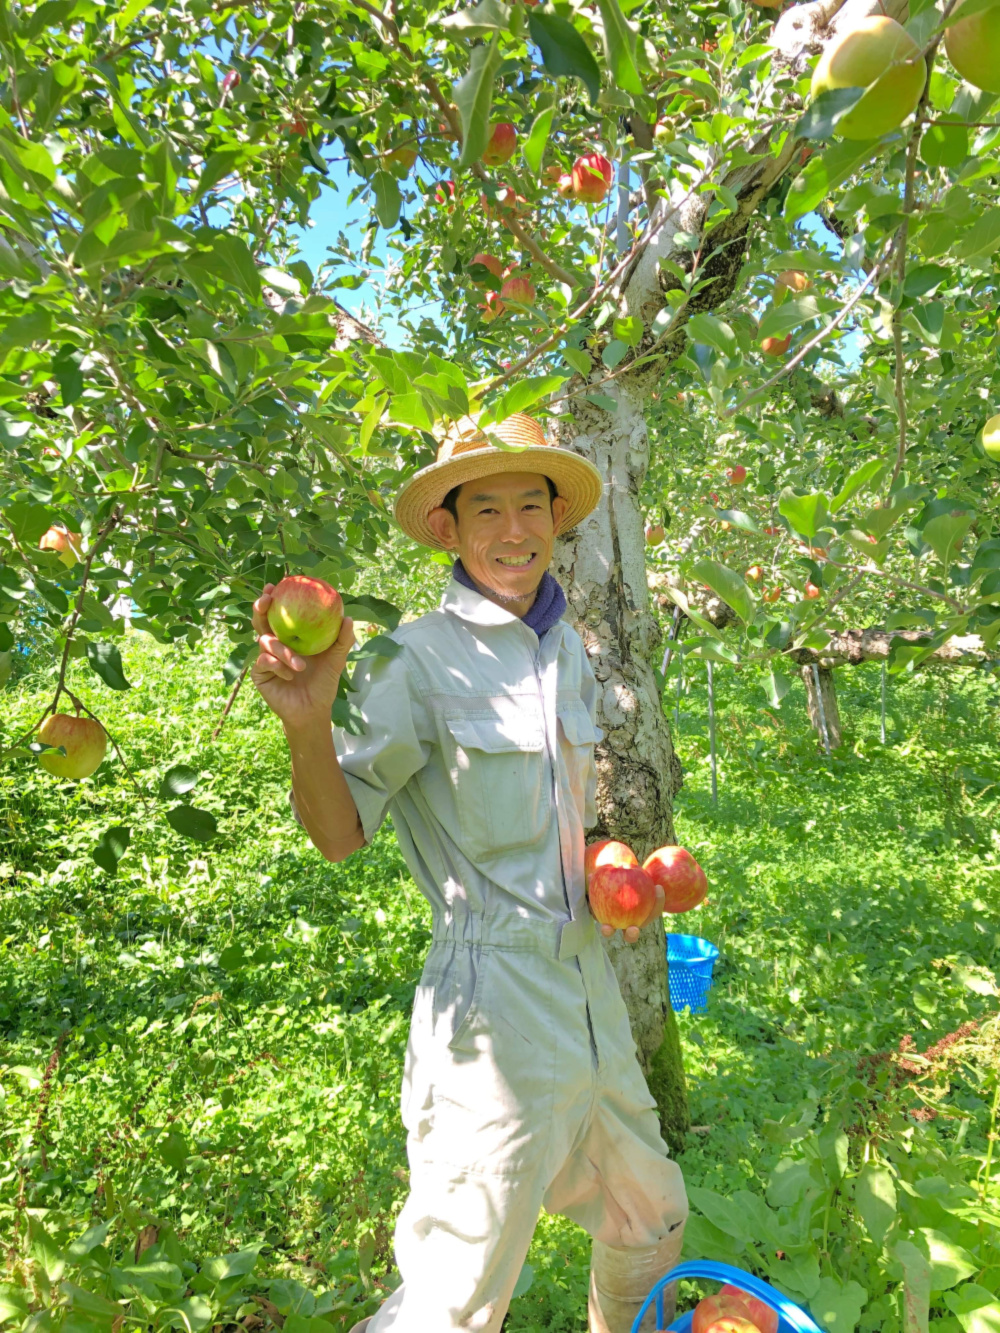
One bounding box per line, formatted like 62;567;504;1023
443;711;549;860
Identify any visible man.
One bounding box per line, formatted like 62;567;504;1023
251;413;687;1332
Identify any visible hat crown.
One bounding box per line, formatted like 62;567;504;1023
437;412;548;463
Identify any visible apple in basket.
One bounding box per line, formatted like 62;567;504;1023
719;1285;778;1333
693;1287;776;1333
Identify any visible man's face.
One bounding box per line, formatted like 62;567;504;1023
426;471;569;604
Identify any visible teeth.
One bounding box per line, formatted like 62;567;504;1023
497;554;534;566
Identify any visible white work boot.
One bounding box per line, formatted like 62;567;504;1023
587;1225;685;1333
347;1321;371;1333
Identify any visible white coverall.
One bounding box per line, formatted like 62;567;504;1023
322;578;687;1331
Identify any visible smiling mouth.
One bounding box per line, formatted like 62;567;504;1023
495;553;536;568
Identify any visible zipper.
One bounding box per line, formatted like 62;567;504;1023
531;641;572;918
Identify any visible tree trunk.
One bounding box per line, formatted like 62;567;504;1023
556;385;690;1154
801;664;842;750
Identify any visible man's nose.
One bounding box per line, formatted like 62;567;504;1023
498;509;530;541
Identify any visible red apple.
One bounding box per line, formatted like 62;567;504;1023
481;184;529;219
588;864;657;930
267;575;344;656
543;163;565;182
471;252;504;280
435;179;456;208
745;565;764;582
693;1294;759;1333
646;523;665;545
483;121;517;166
556;172;574;197
480;290;506;322
804;581;821;599
760;334;791;356
720;1286;777;1333
221;70;241;93
37;714;107;780
39;526;82;569
763;585;782;603
726;464;747;485
703;1320;761;1333
500;275;535;303
584;839;638;888
763;525;782;536
776;269;810;294
281;115;308;136
643;845;708;914
571;152;613;203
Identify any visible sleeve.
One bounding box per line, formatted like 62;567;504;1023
289;645;434;845
578;640;603;832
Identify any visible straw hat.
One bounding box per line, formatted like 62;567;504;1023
395;412;603;550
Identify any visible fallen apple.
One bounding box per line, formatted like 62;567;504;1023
643;845;708;914
719;1286;778;1333
267;575;344;656
38;526;83;569
588;863;657;930
584;839;639;887
37;713;107;780
483;121;517;166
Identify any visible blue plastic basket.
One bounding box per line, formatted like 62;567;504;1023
666;934;719;1013
634;1259;824;1333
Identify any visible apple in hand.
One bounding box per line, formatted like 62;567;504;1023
643;845;708;913
267;575;344;656
588;863;658;930
719;1286;777;1333
37;713;107;780
585;838;638;887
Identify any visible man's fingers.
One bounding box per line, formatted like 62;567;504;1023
256;634;305;674
599;923;614;938
623;925;640;944
255;651;296;682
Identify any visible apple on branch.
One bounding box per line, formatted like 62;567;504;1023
37;713;108;780
39;525;82;569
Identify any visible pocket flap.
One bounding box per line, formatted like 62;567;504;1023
445;711;545;754
557;700;602;746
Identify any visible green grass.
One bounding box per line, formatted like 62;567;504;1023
1;630;998;1330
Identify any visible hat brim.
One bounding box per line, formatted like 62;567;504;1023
394;444;604;550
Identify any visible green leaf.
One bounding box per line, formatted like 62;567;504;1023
831;459;883;512
758;294;832;341
785;140;880;223
455;38;501;169
562;346;592;376
523;106;554;175
895;1239;931;1333
92;825;130;875
613;314;643;347
690;558;756;623
686;312;737;357
921;121;968;168
855;1163;897;1247
796;87;867;140
687;1185;753;1242
371;170;401;229
810;1276;868;1333
715;508;761;534
86;641;131;691
159;1131;190;1170
223;645;254;686
602;339;628;369
341;594;402;632
596;0;643;94
528;10;601;104
512;1263;534;1298
903;264;949;298
160;765;200;799
219;943;246;972
922;510;973;565
210;233;260;299
167;805;218;841
488;374;568;422
202;1248;260;1284
349;633;401;661
779;489;829;540
440;0;510;34
764;668;791;707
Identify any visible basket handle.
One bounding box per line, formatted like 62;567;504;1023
632;1259;825;1333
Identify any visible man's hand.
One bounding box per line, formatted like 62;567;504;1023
598;885;665;945
251;583;356;731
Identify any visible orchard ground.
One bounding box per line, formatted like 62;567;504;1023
1;626;999;1329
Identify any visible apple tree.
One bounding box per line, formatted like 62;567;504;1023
2;0;1000;1153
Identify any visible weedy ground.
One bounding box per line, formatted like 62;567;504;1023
1;630;998;1330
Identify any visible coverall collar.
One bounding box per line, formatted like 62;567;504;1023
439;576;540;632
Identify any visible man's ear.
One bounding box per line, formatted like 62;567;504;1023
551;494;570;536
426;506;458;549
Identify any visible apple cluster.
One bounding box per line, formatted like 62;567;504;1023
584;839;708;929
